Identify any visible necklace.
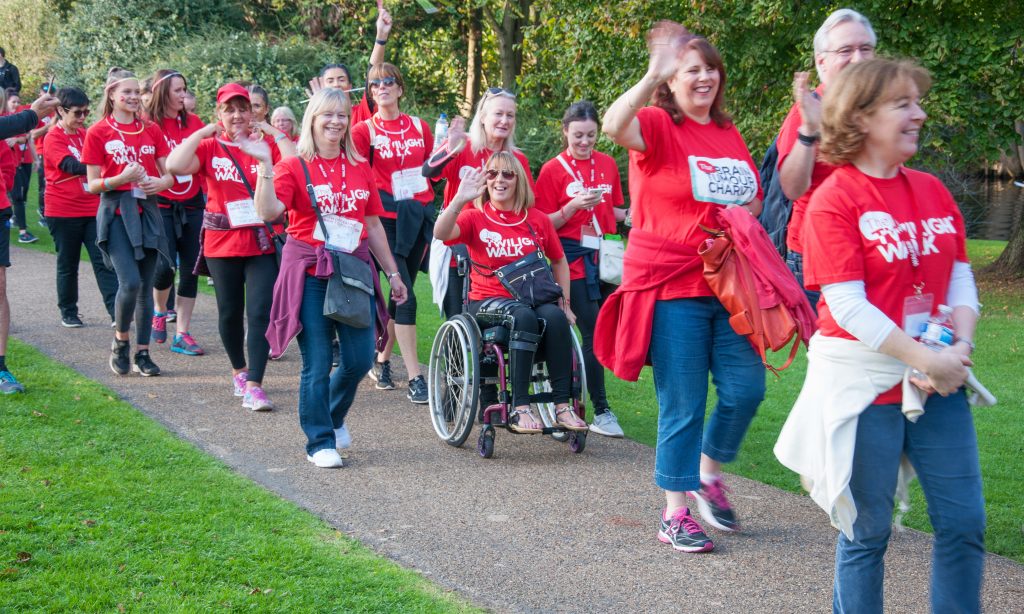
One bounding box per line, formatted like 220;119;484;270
370;113;409;136
482;202;528;227
105;116;145;136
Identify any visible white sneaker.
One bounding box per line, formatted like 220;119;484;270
590;410;625;438
334;424;352;450
306;448;344;468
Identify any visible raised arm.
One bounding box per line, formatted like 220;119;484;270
368;7;393;68
433;166;485;241
166;123;218;176
778;72;821;201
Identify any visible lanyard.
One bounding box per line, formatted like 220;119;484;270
562;150;595;187
371;113;410;166
105;116;142;164
314;154;347;209
60;124;84;154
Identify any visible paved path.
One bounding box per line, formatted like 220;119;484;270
8;245;1023;613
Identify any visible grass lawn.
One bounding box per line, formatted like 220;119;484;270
0;339;477;612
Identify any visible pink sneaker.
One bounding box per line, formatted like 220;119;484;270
151;313;167;343
232;371;248;397
243;386;274;411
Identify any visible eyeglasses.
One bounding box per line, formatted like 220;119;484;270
485;87;516;99
63;107;90;118
823;44;875;59
369;77;397;89
485;169;516;180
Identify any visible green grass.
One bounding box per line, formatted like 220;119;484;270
0;339;477;612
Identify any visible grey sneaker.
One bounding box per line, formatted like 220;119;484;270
0;370;26;394
368;360;395;390
407;375;428;404
590;409;625;438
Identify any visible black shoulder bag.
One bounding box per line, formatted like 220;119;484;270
218;142;287;266
298;158;374;329
474;221;563;308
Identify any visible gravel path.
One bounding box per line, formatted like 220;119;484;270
9;245;1023;613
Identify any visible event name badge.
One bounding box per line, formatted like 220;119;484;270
81;181;90;193
391;168;428;201
581;224;601;249
903;292;934;337
224;199;264;228
130;184;148;200
175;174;192;184
313;214;363;253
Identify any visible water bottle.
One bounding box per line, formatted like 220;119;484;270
912;304;955;379
433;113;449;150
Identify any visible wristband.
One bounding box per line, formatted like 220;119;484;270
376;39;388;46
387;271;401;280
954;337;976;353
274;133;287;143
102;178;112;192
797;131;820;146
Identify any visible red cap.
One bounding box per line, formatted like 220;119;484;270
216;83;250;105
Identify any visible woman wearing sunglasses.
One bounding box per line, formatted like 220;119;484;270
145;69;207;356
350;63;434;403
434;151;587;434
535;100;627;439
43;87;118;328
423;86;533;319
166;83;285;411
255;88;408;468
83;67;175;377
598;23;765;553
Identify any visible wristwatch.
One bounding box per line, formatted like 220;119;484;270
387;272;401;280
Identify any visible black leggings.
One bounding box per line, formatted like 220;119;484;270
205;254;277;384
106;216;158;344
154;205;203;299
443;267;464;320
9;163;31;230
381;217;427;325
569;278;611;411
468;299;573;408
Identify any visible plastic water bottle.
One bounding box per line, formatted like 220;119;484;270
912;304;955;379
433;113;449;150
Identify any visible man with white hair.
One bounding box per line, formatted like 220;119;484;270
776;8;877;308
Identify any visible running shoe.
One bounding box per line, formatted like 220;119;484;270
0;370;25;394
368;359;395;390
166;309;177;323
171;332;204;356
334;424;352;451
243;386;274;411
689;477;741;532
233;371;248;397
589;409;625;438
17;231;38;244
658;507;714;553
61;314;85;328
331;338;340;368
307;448;344;468
132;350;161;376
110;340;131;375
151;312;167;344
407;375;428;404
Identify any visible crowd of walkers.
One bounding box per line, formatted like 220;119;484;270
0;7;989;611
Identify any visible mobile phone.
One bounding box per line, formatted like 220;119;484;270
587;187;605;197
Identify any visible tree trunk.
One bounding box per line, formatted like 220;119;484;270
485;0;530;90
986;219;1024;278
461;4;483;116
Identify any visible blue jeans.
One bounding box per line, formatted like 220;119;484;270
834;390;985;614
648;297;766;491
296;275;375;455
786;250;821;314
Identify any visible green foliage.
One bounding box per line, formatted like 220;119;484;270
0;0;61;90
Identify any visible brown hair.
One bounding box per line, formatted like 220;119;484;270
650;23;731;128
99;67;139;119
479;151;534;214
146;69;187;124
819;58;932;165
367;63;405;96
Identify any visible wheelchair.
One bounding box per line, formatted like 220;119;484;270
427;256;588;458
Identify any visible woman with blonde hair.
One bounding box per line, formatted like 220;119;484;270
270;106;298;142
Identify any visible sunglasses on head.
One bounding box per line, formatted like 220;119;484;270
369;77;398;88
485;169;516;180
63;107;90;118
486;87;516;99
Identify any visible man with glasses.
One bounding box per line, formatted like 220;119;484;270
774;8;876;308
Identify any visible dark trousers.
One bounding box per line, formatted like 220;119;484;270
154;206;202;299
381;217;427;325
49;216;117;320
36;158;45;218
205;254;277;383
569;278;611;411
443;267;464;320
106;217;158;344
9;163;31;230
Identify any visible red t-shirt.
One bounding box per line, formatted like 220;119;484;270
438;144;534;207
628;106;763;298
534;150;624;280
16;104;40;163
777;85;835;253
273;154;384;248
43;125;99;217
350;113;435;216
803;165;968;403
448;204;565;301
81;117;171;187
195;137;282;258
155;113;206;202
351;96;372;125
0;142;14;209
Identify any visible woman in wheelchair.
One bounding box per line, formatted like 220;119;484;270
433;152;588;434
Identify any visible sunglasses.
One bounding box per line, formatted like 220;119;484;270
485;87;516;99
369;77;398;88
485;169;516;180
63;107;91;118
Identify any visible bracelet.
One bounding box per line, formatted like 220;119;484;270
259;172;274;180
797;131;820;146
274;133;286;143
560;206;569;221
954;337;976;353
387;271;401;280
102;178;112;192
375;38;388;46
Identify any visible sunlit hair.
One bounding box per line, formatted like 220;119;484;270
560;100;599;148
819;58;931;166
477;151;533;214
813;9;877;55
296;88;364;164
366;62;405;107
649;23;731;128
146;69;187;124
100;67;139;119
271;106;298;138
56;87;89;123
468;88;517;155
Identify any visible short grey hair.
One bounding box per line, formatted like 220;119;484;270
813;9;877;55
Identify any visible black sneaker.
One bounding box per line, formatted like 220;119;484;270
407;375;428;404
132;350;161;377
61;314;84;328
658;507;714;553
110;340;131;375
689;477;741;532
368;360;395;390
331;338;341;368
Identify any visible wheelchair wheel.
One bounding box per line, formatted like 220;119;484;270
428;314;480;447
569;430;587;454
535;328;588;439
477;425;495;458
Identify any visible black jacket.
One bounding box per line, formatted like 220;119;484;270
0;109;38;140
0;61;20;93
